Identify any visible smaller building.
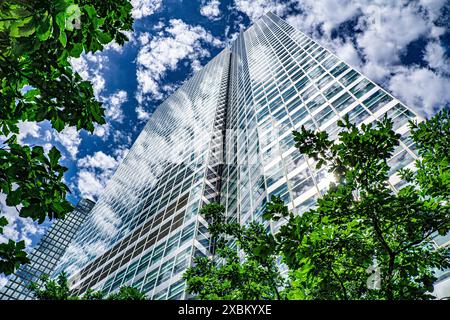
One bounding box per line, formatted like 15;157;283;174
0;198;95;300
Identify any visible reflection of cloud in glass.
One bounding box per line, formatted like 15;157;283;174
52;49;231;279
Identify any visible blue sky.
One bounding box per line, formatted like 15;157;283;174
1;0;449;286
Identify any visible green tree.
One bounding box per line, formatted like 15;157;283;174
183;203;284;300
28;272;146;300
106;286;147;300
405;108;450;199
280;112;449;299
28;273;76;300
0;0;133;275
184;110;450;300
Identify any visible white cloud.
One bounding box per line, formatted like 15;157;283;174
55;126;82;159
136;105;151;121
153;21;165;31
43;143;52;153
68;27;136;104
356;3;429;81
424;41;450;75
90;90;128;140
191;59;203;72
102;41;124;53
318;36;363;70
389;67;450;117
70;55;89;79
113;129;133;145
113;146;130;160
16;121;40;145
419;0;448;20
362;62;393;84
234;0;288;21
102;31;137;53
334;41;363;69
104;90;128;123
201;0;221;20
285;1;431;82
76;150;127;200
78;151;118;170
0;194;47;249
76;170;105;201
93;123;111;140
90;74;106;97
235;0;449;116
135;19;223;116
70;54;109;98
131;0;163;20
291;0;360;35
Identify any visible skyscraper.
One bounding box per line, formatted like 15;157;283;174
51;48;231;300
0;199;95;300
46;12;447;299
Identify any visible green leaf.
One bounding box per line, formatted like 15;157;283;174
55;0;72;11
52;118;65;132
97;31;112;45
23;88;40;100
10;21;35;37
0;217;8;233
48;146;61;168
55;12;66;31
36;11;53;41
65;4;81;31
70;43;83;57
6;189;22;207
59;30;67;47
83;5;97;19
0;0;133;278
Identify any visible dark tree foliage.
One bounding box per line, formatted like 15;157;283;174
281;113;449;300
28;273;74;300
28;272;146;300
106;286;147;300
0;0;133;275
405;108;450;199
184;110;450;300
183;203;284;300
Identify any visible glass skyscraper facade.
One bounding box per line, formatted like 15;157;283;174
0;199;95;300
50;49;231;300
12;12;445;300
221;13;420;232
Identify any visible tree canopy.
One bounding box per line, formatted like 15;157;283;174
0;0;133;275
183;203;283;300
184;110;450;300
